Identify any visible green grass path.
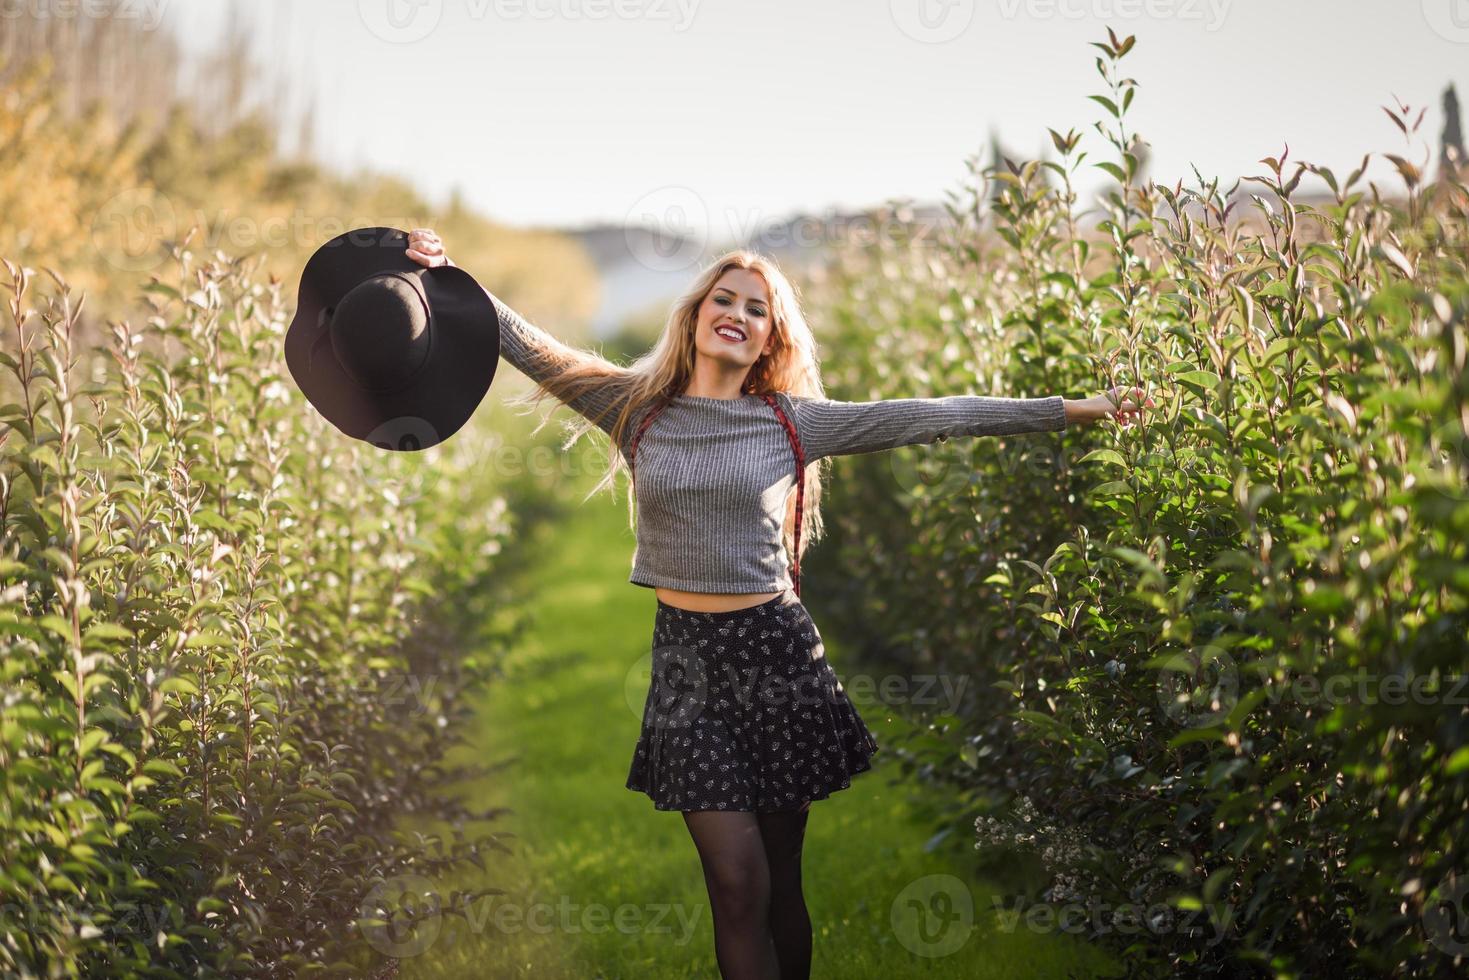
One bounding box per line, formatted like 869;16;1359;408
398;466;1121;979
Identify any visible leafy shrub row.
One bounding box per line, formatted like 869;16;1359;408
0;244;539;977
804;32;1468;978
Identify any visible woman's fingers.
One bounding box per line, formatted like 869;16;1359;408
405;228;450;268
1109;385;1151;415
1083;385;1154;426
405;247;445;268
408;230;442;255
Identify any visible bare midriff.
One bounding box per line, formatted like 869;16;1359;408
654;587;785;613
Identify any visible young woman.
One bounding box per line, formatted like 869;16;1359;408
404;227;1150;979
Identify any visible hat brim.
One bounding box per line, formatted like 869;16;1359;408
284;227;501;451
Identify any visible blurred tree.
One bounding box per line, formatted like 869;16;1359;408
0;0;601;346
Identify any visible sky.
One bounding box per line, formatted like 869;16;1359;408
163;0;1469;246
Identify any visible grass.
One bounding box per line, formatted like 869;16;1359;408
394;458;1123;979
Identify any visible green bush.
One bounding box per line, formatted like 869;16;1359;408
804;31;1469;978
0;245;533;976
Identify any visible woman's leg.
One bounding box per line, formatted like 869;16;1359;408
682;810;781;980
757;805;812;980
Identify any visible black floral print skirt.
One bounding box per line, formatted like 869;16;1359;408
625;588;879;812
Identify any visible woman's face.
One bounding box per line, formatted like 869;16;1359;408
693;268;775;375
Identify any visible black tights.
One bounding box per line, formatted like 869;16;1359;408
682;803;812;980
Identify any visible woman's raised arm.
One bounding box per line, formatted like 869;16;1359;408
406;228;630;436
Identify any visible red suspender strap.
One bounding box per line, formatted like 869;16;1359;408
626;396;668;490
626;392;808;599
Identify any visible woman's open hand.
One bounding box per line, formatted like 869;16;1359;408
1064;385;1154;428
406;228;454;268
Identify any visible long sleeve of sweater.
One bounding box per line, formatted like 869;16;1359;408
487;288;630;436
783;392;1067;461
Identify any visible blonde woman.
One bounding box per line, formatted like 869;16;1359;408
405;227;1149;980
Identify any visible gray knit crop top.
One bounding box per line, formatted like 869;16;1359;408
490;290;1069;593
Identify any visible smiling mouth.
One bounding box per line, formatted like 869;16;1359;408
715;325;746;342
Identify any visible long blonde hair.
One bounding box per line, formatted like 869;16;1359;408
504;249;832;566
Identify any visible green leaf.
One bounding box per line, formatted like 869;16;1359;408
78;728;109;758
1091;481;1133;496
184;631;234;649
83;622;135;645
1175;370;1221;389
142;281;182;301
142;759;185;779
1168;726;1229;748
1078;449;1128;468
158;676;199;696
38;614;76;641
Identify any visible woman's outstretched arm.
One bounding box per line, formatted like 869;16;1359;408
782;386;1150;461
783;392;1066;461
406;228;629;435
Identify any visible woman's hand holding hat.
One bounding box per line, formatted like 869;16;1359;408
407;228;454;269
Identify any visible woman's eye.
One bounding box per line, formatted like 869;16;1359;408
712;296;766;317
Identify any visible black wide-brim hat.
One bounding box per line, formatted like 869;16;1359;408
284;226;500;451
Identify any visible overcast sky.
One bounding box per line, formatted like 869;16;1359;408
166;1;1469;245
